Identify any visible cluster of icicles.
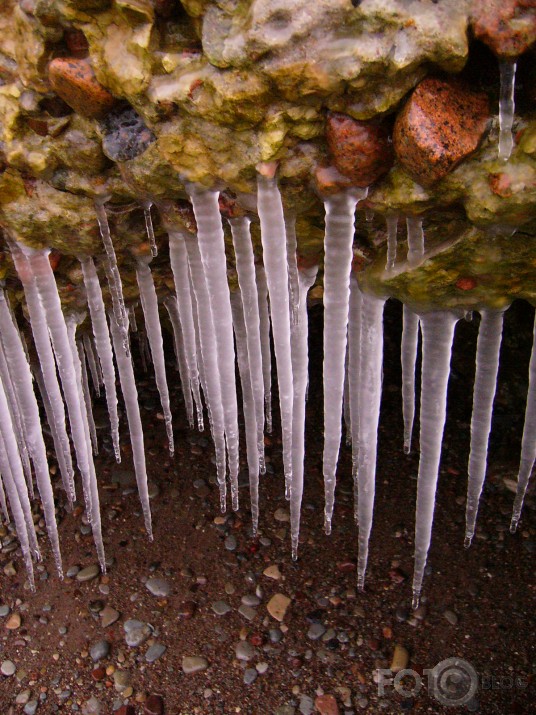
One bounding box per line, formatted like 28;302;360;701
0;175;534;609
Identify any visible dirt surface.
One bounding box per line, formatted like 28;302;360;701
0;300;534;715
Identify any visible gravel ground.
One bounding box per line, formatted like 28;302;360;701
0;300;534;715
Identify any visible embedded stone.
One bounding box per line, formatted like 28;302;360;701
314;694;339;715
48;58;117;119
267;593;291;622
393;78;490;186
182;655;209;673
471;0;536;59
326;112;394;188
390;644;410;673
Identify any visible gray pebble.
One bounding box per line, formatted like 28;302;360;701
1;660;16;676
235;641;255;661
269;628;283;643
0;605;10;617
241;594;261;607
23;701;38;715
182;656;208;674
307;623;326;640
123;619;151;647
146;578;171;597
443;609;459;626
224;535;237;551
299;695;314;715
90;640;110;662
238;604;257;621
243;668;257;685
66;566;80;578
76;565;100;582
145;643;166;663
211;601;231;616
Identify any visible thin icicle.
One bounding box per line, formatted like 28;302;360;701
229;217;266;473
136;256;174;455
498;60;516;161
184;231;228;509
322;189;368;534
412;311;458;608
168;231;204;431
348;276;362;523
94;200;130;354
0;473;8;523
164;296;195;430
77;339;99;457
256;265;273;433
80;256;121;463
0;287;63;576
385;215;398;271
21;247;104;570
401;305;420;454
355;292;386;591
343;349;351;446
285;214;300;327
290;264;318;559
129;305;138;332
465;309;505;546
189;278;209;428
108;312;153;538
142;201;158;257
257;174;294;497
510;314;536;532
0;429;36;588
83;333;102;397
406;216;424;267
189;188;240;509
230;290;260;533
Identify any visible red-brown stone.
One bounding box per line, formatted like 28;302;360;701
315;694;340;715
456;277;478;291
64;29;89;58
313;164;354;197
326;113;394;188
393;78;490;186
48;57;117;119
489;172;514;197
116;707;136;715
471;0;536;59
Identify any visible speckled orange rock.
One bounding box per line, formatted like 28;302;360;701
48;57;117;119
393;78;490;187
326;113;394;188
314;694;340;715
471;0;536;59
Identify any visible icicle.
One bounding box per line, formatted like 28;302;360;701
256;265;273;434
355;292;386;590
189;188;240;510
465;309;505;546
285;214;300;327
164;296;195;430
108;311;153;538
498;60;516;161
0;473;8;523
510;314;536;532
94;200;130;354
230;290;260;533
8;241;75;501
80;256;121;463
343;350;351;447
77;339;99;457
0;429;37;588
183;231;228;509
142;201;158;257
229;217;266;473
83;333;102;397
385;215;398;271
0;288;63;575
406;216;424;267
136;256;174;455
189;277;209;428
412;311;458;608
20;247;105;570
167;231;204;431
348;276;362;523
290;264;318;559
129;305;138;333
322;188;368;534
401;306;420;454
257;173;294;497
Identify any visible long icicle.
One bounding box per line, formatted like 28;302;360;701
348;275;362;523
290;264;318;559
21;247;104;570
184;232;228;509
498;59;516;161
0;473;8;523
78;339;99;457
465;309;505;546
230;290;260;533
323;189;367;534
401;305;420;454
136;256;174;455
108;312;153;538
164;296;195;430
0;288;63;576
412;311;458;608
257;173;294;497
189;273;210;430
167;231;204;431
256;264;273;433
285;214;300;327
189;188;240;509
80;256;121;463
406;216;424;267
94;200;130;354
356;291;386;590
83;333;102;397
229;216;266;473
510;313;536;532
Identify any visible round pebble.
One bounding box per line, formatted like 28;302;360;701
1;660;16;676
235;641;255;661
145;643;166;663
182;655;209;674
90;640;110;662
146;578;171;597
244;668;257;685
76;565;100;582
211;601;231;616
0;605;10;617
224;535;237;551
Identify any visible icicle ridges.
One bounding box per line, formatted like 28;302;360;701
406;216;424;268
164;296;195;430
256;265;273;434
498;60;516;162
401;306;420;454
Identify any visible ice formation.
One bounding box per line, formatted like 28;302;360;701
498;60;517;161
1;174;533;608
